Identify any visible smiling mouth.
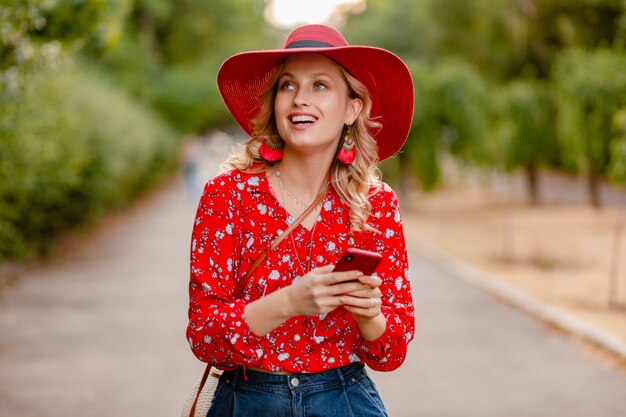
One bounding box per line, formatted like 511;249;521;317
290;115;317;125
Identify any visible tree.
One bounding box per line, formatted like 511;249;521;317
401;60;441;194
493;80;561;204
554;48;626;206
420;0;626;81
399;59;491;196
344;0;431;60
345;2;492;197
96;0;271;132
346;0;626;203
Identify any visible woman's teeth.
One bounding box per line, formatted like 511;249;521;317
291;115;316;124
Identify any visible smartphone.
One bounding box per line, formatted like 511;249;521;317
333;248;382;276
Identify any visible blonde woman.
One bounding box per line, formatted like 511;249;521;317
187;24;415;417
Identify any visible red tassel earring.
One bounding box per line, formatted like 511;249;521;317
337;126;356;164
258;136;284;162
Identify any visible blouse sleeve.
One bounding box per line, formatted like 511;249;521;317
186;176;265;369
357;185;415;371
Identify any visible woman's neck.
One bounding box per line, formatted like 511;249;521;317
275;155;332;203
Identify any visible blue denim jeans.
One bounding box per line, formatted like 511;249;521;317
207;363;389;417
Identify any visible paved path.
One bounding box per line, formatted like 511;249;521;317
1;158;626;416
375;256;626;417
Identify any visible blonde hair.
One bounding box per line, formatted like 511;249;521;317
224;58;383;232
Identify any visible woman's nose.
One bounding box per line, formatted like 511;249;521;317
293;88;310;106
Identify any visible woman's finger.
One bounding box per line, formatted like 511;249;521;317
328;281;369;296
324;270;363;285
340;295;381;309
357;275;382;288
311;265;335;274
343;286;381;298
342;302;381;318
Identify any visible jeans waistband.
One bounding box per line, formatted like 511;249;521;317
220;363;365;394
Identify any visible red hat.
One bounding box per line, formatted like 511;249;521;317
217;24;414;161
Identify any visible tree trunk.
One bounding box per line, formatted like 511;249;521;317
608;211;624;309
525;163;539;205
135;8;159;58
398;151;412;208
587;170;602;207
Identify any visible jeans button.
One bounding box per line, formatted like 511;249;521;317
291;377;300;387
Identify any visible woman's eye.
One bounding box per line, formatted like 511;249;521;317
315;82;327;90
280;81;295;90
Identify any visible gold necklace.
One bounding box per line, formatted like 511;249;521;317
275;170;311;209
291;221;318;277
275;173;321;276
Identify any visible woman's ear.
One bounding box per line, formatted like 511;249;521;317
346;98;363;125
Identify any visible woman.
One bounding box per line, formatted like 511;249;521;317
187;24;415;416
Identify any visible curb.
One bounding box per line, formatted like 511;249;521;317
409;236;626;360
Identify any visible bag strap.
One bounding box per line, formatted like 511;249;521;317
189;365;212;417
243;188;326;282
189;186;327;416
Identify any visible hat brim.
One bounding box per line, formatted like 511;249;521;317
217;46;414;161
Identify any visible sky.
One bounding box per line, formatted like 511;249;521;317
265;0;365;28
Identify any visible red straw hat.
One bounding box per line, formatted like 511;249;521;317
217;24;414;161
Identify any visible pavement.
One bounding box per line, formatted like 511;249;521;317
1;139;626;416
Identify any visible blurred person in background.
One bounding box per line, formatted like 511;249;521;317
187;24;415;417
180;135;203;200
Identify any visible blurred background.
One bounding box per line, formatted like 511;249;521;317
2;0;626;253
1;0;626;416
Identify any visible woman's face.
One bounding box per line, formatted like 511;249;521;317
274;53;362;157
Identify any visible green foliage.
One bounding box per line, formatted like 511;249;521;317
93;0;270;132
433;59;492;164
493;80;561;172
346;0;626;196
403;59;492;190
404;60;441;190
151;60;231;132
34;0;130;53
1;1;49;96
0;0;273;262
95;28;160;100
158;0;268;65
1;0;130;99
0;61;178;260
424;0;517;77
554;48;626;178
344;0;431;59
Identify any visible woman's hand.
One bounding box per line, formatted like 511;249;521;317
286;265;371;316
340;274;387;341
339;275;383;319
245;266;385;338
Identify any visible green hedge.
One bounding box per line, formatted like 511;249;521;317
0;60;179;260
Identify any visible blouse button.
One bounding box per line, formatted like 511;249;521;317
291;377;300;387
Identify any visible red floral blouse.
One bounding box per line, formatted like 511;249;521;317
187;169;414;373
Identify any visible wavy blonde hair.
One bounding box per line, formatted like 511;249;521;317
224;58;383;232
